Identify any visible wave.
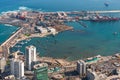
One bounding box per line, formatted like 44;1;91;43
0;6;44;15
0;10;19;15
0;6;31;15
4;24;13;27
18;6;32;11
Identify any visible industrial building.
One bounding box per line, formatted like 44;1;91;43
35;26;56;35
35;26;48;34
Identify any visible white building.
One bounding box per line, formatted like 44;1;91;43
25;45;36;70
0;57;6;73
36;27;48;34
4;75;15;80
77;60;87;77
10;59;24;79
47;27;56;34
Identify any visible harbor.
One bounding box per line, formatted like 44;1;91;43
0;9;120;59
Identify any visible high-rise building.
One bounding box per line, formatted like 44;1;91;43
34;63;48;80
77;60;87;77
10;59;24;79
0;57;6;73
25;45;36;70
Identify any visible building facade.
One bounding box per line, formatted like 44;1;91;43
0;57;6;73
25;45;36;70
34;63;48;80
10;59;24;79
77;60;87;77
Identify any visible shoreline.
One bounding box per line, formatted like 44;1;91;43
1;9;119;60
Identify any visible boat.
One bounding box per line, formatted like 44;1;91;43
12;31;15;34
104;2;109;7
27;38;31;41
17;45;22;48
20;42;24;45
25;41;28;44
113;32;118;35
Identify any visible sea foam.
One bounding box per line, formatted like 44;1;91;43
18;6;32;11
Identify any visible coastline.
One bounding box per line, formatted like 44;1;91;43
7;24;73;47
0;9;120;59
0;9;74;58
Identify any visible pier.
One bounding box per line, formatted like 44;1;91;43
0;27;24;58
42;10;120;15
86;10;120;14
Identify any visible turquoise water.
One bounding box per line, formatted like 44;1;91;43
1;0;120;60
0;24;17;44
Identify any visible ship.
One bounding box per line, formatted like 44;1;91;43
89;15;120;22
104;2;109;7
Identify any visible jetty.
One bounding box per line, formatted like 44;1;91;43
40;10;120;15
0;27;24;58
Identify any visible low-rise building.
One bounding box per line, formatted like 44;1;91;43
87;69;107;80
51;74;63;80
47;27;56;34
106;75;120;80
36;26;48;34
4;75;15;80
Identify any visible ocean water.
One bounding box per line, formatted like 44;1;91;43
0;24;17;45
1;0;120;60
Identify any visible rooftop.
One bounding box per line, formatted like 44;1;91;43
26;45;35;49
106;75;120;80
89;56;120;76
33;63;48;69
